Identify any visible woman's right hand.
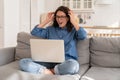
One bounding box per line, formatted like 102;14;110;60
45;12;54;23
38;12;54;28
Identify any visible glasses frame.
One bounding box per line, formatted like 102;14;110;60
55;15;67;19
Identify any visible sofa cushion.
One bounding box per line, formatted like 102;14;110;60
81;67;120;80
0;61;80;80
77;38;90;65
15;32;42;60
90;37;120;67
78;64;89;77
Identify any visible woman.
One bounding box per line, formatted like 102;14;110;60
19;6;87;75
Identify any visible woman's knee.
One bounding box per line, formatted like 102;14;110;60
19;58;33;66
19;58;33;71
19;58;47;74
54;59;79;75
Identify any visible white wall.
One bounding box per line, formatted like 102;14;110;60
89;0;120;27
4;0;19;47
0;0;4;48
19;0;31;33
44;0;60;12
0;0;4;27
30;0;44;30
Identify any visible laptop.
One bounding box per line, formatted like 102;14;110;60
30;39;65;63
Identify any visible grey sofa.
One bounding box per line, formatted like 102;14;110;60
0;32;120;80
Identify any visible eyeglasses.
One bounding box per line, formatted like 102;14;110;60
55;15;67;19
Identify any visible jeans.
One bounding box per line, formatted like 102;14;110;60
19;58;79;75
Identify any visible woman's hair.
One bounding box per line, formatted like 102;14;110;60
52;6;73;32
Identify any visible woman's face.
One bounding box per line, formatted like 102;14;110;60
56;11;69;28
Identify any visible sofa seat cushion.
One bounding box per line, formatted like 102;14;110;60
78;64;89;77
0;61;80;80
81;67;120;80
90;37;120;67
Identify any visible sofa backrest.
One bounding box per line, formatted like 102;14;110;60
77;38;90;65
15;32;42;60
90;37;120;68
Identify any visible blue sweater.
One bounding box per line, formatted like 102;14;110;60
31;25;87;60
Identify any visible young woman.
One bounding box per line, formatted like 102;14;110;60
19;6;87;75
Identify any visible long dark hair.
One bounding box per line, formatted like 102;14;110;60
52;6;73;32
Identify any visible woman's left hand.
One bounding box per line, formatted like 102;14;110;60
68;11;80;31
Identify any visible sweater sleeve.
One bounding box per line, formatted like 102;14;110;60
75;27;87;40
31;25;48;39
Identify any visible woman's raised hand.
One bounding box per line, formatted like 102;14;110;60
46;12;54;23
38;12;54;28
68;11;80;31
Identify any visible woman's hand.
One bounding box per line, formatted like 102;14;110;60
68;11;80;31
45;12;54;23
38;12;54;28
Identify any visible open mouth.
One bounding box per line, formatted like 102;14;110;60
59;22;63;25
58;21;65;27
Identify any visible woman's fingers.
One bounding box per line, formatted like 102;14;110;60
46;12;55;22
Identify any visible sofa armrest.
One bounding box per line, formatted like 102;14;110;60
0;47;15;66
